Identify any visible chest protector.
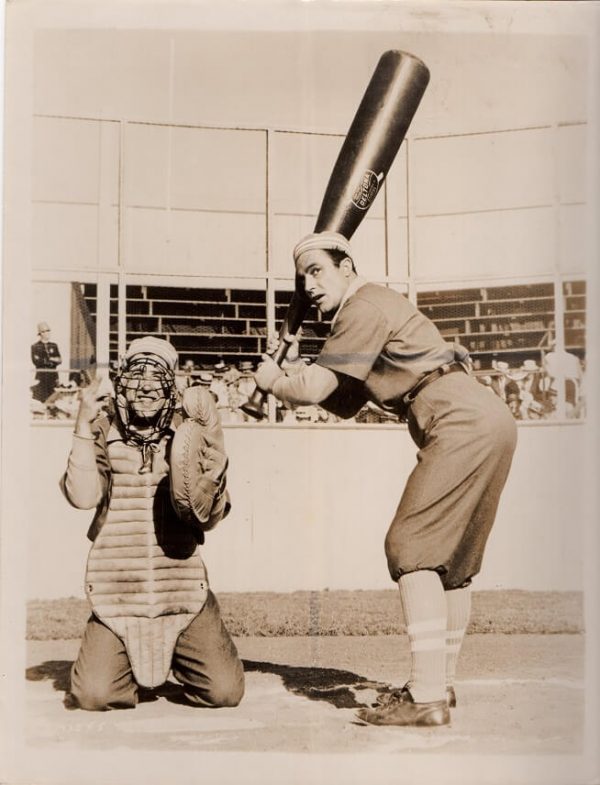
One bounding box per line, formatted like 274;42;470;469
85;432;208;688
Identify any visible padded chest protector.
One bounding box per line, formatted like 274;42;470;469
85;437;208;688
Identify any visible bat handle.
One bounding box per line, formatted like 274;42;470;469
239;339;294;421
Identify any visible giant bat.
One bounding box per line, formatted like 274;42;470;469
242;50;430;419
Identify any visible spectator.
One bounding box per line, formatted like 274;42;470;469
47;380;80;420
235;361;256;421
543;341;584;418
31;322;62;402
511;359;544;420
180;359;197;389
210;365;233;424
490;360;510;401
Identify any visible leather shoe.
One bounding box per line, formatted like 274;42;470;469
356;687;450;727
375;684;456;709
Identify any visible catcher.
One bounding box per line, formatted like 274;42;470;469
254;231;517;727
61;336;244;711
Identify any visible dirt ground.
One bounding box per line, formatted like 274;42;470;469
14;632;596;785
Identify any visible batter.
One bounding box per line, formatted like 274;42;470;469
254;231;517;727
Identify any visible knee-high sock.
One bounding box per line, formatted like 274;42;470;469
445;584;472;688
398;570;447;703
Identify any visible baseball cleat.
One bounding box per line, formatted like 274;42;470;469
356;687;450;727
374;684;456;709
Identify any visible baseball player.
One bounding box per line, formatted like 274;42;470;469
61;337;244;710
254;231;517;727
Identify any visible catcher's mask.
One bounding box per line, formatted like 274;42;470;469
115;353;178;463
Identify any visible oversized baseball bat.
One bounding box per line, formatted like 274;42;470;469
242;50;430;419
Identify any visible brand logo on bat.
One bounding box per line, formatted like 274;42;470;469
351;170;384;210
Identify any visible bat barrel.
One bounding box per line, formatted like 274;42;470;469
315;50;430;238
239;50;429;420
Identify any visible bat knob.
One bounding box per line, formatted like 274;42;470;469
240;389;267;420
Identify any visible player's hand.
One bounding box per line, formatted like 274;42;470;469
266;328;302;366
254;355;285;393
74;378;110;436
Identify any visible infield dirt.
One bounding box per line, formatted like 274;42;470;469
25;632;583;756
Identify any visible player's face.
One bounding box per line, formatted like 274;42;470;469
295;250;352;315
123;360;169;421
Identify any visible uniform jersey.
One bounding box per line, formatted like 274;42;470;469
315;282;467;414
314;279;517;590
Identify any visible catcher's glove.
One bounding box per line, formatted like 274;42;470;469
169;387;231;530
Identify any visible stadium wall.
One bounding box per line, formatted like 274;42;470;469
28;420;587;599
18;22;594;602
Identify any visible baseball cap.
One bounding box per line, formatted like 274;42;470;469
293;231;352;262
125;337;179;370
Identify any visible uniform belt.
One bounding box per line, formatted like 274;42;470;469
401;362;468;410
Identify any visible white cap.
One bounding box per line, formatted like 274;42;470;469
292;231;352;262
125;337;178;370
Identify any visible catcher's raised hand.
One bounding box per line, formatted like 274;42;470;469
74;378;111;437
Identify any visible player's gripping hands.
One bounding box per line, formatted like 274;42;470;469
254;330;303;394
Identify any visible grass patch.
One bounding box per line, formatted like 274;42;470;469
27;590;584;641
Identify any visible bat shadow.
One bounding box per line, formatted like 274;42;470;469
26;658;393;711
241;659;390;709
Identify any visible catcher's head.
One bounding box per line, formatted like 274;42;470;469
115;337;179;445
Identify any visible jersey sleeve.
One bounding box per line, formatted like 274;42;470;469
320;374;368;419
60;418;111;510
316;296;389;381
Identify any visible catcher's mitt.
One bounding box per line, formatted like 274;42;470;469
170;387;230;529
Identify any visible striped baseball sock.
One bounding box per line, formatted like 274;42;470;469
398;570;447;704
445;584;472;689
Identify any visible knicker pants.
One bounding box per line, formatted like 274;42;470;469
385;372;518;590
70;590;245;711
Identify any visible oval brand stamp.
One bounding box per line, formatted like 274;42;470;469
351;170;383;210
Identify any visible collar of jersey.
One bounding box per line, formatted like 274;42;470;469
330;276;369;327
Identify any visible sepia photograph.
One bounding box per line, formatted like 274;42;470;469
1;1;599;783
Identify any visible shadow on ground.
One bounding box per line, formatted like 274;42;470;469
26;660;72;693
26;658;391;710
242;659;389;708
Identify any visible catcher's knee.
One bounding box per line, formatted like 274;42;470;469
184;674;245;708
70;682;134;712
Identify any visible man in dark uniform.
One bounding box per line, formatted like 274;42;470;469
31;321;62;402
254;231;517;727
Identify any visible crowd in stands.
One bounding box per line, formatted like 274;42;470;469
30;325;585;424
472;345;585;421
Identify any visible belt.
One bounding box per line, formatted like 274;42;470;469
397;362;468;419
